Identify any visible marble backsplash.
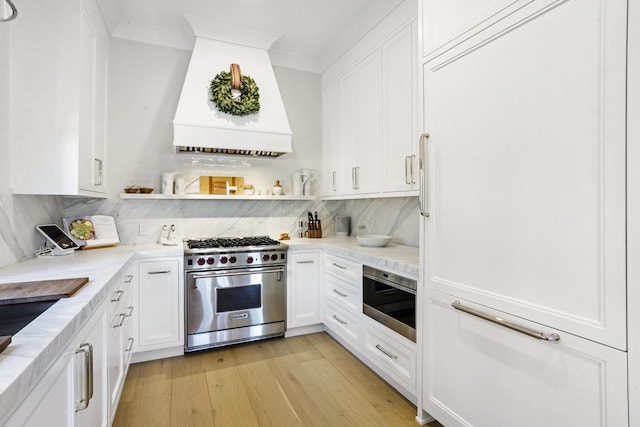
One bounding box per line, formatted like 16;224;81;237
0;194;419;269
0;191;65;268
60;196;420;247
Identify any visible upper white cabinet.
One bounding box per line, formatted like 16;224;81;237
322;14;418;199
382;22;419;194
10;0;108;196
322;54;381;197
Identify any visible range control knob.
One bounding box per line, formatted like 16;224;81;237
229;256;237;264
207;257;214;265
197;258;206;266
220;256;228;264
262;254;270;262
246;256;254;264
271;253;278;261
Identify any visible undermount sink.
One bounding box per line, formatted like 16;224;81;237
0;301;57;336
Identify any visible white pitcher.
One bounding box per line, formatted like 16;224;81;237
292;172;303;196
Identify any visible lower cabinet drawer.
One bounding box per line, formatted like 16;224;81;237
325;273;361;312
324;299;361;348
362;316;416;392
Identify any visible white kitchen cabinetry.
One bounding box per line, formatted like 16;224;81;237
420;0;629;425
322;254;362;349
5;301;108;427
425;291;628;427
106;266;135;421
134;258;184;356
287;251;321;329
10;0;108;196
322;58;381;197
362;315;416;395
382;22;418;194
321;17;417;199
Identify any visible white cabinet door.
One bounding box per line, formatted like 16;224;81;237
424;290;628;427
136;259;183;350
322;81;341;196
10;0;108;196
382;22;418;194
422;0;627;349
338;69;358;194
352;50;382;195
288;252;321;328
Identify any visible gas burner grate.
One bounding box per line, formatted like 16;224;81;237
185;236;281;250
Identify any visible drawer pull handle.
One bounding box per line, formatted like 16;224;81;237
113;313;126;328
332;289;348;297
125;306;134;317
124;274;134;283
451;300;560;342
332;262;347;270
375;344;398;360
111;290;124;302
125;338;135;352
332;314;347;325
148;270;171;275
296;260;315;264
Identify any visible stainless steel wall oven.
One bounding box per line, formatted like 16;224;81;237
362;265;417;342
184;236;287;352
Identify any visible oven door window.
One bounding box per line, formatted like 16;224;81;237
216;284;261;312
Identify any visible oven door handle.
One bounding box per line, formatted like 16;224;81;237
190;267;285;281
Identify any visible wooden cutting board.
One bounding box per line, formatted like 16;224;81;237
0;336;10;353
0;277;89;306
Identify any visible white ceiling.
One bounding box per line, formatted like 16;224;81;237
96;0;407;72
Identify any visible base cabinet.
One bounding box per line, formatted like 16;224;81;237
106;266;135;421
424;290;629;427
287;251;321;328
134;258;183;352
5;301;108;427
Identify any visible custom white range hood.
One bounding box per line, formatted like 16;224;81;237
173;35;292;157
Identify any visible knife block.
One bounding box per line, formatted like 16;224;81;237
308;220;322;238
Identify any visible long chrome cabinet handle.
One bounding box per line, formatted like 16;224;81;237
332;289;348;297
419;133;430;217
75;342;94;411
148;270;171;275
332;171;337;192
375;344;398;359
331;262;347;270
296;260;315;264
451;300;560;342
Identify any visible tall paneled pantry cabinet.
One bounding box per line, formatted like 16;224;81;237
418;0;638;426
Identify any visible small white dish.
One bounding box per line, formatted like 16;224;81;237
356;235;392;247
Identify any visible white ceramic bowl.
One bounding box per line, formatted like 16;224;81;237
356;235;392;247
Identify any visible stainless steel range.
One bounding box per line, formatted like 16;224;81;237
184;236;288;352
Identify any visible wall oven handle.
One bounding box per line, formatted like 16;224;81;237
419;133;430;217
375;344;398;360
192;267;285;279
451;300;560;342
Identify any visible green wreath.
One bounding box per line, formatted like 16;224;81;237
210;71;260;116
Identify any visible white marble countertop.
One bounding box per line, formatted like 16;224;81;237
286;237;419;278
0;237;417;422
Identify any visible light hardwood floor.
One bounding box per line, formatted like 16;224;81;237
113;332;443;427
